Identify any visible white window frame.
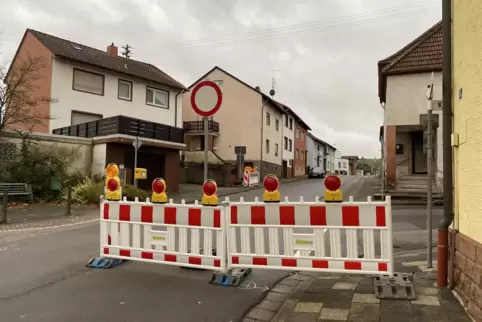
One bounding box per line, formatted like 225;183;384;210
266;112;271;126
118;79;132;101
146;86;169;108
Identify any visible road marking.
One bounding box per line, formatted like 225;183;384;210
238;281;269;291
0;244;20;251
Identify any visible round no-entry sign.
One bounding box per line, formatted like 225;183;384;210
190;81;222;117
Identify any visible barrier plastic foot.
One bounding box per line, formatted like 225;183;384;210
209;268;252;287
86;257;124;269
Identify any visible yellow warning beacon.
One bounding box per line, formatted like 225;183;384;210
263;174;280;203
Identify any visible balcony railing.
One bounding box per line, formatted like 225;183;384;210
183;120;219;133
52;115;184;144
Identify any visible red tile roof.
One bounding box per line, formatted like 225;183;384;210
378;21;442;103
27;29;186;90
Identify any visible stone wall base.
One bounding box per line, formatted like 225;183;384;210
453;231;482;321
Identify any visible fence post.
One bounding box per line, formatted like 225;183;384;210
0;188;8;224
65;186;72;216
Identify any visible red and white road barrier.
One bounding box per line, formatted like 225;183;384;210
225;195;393;275
101;199;226;271
99;196;393;276
243;171;249;187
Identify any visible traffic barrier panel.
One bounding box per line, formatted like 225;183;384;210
248;171;260;187
225;195;393;276
243;171;249;187
100;197;227;272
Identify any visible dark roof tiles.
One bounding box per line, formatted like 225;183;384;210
28;29;186;90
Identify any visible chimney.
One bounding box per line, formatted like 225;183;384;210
255;86;261;91
107;42;118;57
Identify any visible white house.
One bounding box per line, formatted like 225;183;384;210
282;113;295;177
335;151;349;175
6;29;187;191
378;21;443;195
306;132;336;173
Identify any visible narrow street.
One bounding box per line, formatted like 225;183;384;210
0;176;365;322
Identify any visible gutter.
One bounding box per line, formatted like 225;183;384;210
260;97;270;177
438;0;454;288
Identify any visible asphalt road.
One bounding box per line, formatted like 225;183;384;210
0;176;364;322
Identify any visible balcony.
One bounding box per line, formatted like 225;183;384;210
52;115;184;144
183;120;219;135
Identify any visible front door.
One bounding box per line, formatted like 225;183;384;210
411;131;427;174
282;160;288;178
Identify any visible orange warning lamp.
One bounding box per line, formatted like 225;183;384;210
201;179;218;206
151;178;167;204
263;174;280;203
324;173;343;202
105;163;122;201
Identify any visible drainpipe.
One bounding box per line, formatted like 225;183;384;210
260;97;269;177
438;0;454;288
381;102;387;200
174;90;185;128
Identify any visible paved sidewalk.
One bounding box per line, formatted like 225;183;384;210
242;250;470;322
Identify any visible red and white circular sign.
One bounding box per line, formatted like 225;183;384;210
190;81;222;117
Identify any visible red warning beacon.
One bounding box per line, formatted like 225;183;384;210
201;179;218;206
323;173;343;202
263;174;280;203
151;178;167;204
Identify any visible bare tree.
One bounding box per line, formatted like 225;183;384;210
0;55;55;134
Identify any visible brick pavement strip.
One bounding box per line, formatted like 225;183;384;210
243;271;472;322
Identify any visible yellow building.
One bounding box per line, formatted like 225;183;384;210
452;1;482;320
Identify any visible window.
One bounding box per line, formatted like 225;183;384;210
338;162;341;168
284;137;288;149
73;68;104;95
300;150;304;160
289;159;292;166
289;118;293;130
289;139;292;151
266;112;271;126
118;79;132;101
275;143;279;156
71;111;102;125
295;149;299;159
301;132;304;141
317;145;320;151
343;163;347;169
265;139;270;154
146;87;169;108
275;119;279;131
296;129;299;139
285;115;289;127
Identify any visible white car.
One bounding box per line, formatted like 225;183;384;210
308;167;325;179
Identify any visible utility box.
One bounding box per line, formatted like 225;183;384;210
135;168;147;180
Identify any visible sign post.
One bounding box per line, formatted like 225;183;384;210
132;136;142;188
190;81;223;181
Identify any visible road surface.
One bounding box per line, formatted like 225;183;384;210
0;175;368;322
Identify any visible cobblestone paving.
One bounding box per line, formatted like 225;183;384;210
242;250;471;322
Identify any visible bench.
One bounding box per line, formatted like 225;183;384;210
0;183;33;202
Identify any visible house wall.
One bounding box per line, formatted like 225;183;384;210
452;1;482;320
385;72;444;186
306;135;317;170
283;115;295;172
6;32;53;133
326;147;336;173
294;123;307;176
50;58;183;131
395;131;411;178
262;101;283;166
182;68;262;162
335;158;349;173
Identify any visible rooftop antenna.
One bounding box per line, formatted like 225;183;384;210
270;69;279;98
121;44;133;59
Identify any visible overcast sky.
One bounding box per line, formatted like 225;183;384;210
0;0;441;158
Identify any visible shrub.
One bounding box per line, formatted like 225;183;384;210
68;177;104;204
123;184;148;201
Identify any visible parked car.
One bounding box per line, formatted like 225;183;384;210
308;167;325;178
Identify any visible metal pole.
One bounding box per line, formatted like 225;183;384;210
134;136;138;188
204;116;208;182
427;91;433;268
66;186;72;216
